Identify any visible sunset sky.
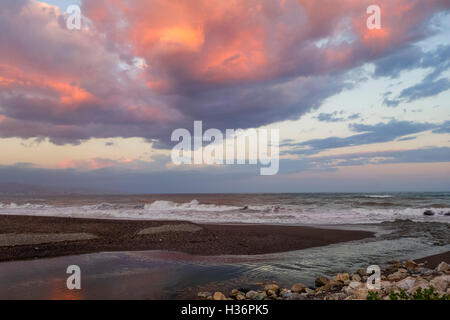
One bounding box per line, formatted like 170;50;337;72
0;0;449;193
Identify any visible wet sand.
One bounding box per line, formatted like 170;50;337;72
415;251;450;268
0;215;373;262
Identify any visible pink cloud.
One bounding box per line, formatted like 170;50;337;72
0;0;448;146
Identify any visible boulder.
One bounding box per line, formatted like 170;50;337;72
279;290;292;299
288;293;307;300
388;270;408;281
304;288;315;295
230;289;243;297
430;275;450;293
396;277;416;291
197;292;212;299
315;276;329;287
423;210;435;216
408;278;430;294
329;280;345;290
266;289;276;296
351;274;361;282
291;283;306;293
353;287;369;300
343;281;361;295
235;293;246;300
245;290;258;299
404;260;418;271
213;292;227;300
356;269;366;277
264;283;279;292
336;273;350;282
436;262;449;273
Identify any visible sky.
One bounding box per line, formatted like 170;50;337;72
0;0;449;193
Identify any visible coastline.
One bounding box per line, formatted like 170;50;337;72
0;214;374;262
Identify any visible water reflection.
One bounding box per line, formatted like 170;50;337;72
0;233;448;299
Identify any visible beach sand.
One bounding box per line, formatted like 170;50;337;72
0;215;374;262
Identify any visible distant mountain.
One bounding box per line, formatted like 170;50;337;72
0;183;97;195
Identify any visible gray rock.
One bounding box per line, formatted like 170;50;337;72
280;290;292;299
436;262;449;273
288;293;307;300
315;276;329;287
423;210;435;216
198;292;212;299
291;283;306;293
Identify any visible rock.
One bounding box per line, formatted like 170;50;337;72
235;294;246;300
245;290;258;299
388;270;408;281
230;289;243;297
404;260;418;271
264;283;279;292
356;269;366;277
329;280;345;290
291;283;306;293
445;212;450;216
336;273;350;282
423;210;435;216
198;292;212;299
396;277;416;291
331;292;347;300
343;281;363;295
436;262;449;273
288;293;307;300
254;291;267;300
305;288;315;296
213;292;226;300
353;287;369;300
266;289;276;296
408;278;430;294
352;274;361;282
317;283;331;292
315;276;329;288
349;281;362;289
245;290;267;300
430;275;450;293
280;290;292;299
380;281;394;293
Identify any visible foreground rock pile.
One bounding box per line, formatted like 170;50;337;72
198;261;450;300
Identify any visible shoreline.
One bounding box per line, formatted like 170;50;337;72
0;214;374;262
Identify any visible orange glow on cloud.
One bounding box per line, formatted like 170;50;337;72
0;64;95;106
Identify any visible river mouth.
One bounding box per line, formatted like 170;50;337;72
0;221;448;299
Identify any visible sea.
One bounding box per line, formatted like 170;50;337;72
0;192;449;299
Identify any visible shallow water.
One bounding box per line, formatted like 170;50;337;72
0;222;448;299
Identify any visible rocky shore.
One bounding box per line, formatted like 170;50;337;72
198;260;450;300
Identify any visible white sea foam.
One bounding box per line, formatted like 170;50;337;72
364;195;393;198
0;200;448;225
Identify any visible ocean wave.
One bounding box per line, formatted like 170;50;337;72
0;202;53;209
143;199;240;212
0;200;448;225
364;195;393;198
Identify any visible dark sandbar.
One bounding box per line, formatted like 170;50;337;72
0;215;374;262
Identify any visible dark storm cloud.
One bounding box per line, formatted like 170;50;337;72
284;120;439;155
